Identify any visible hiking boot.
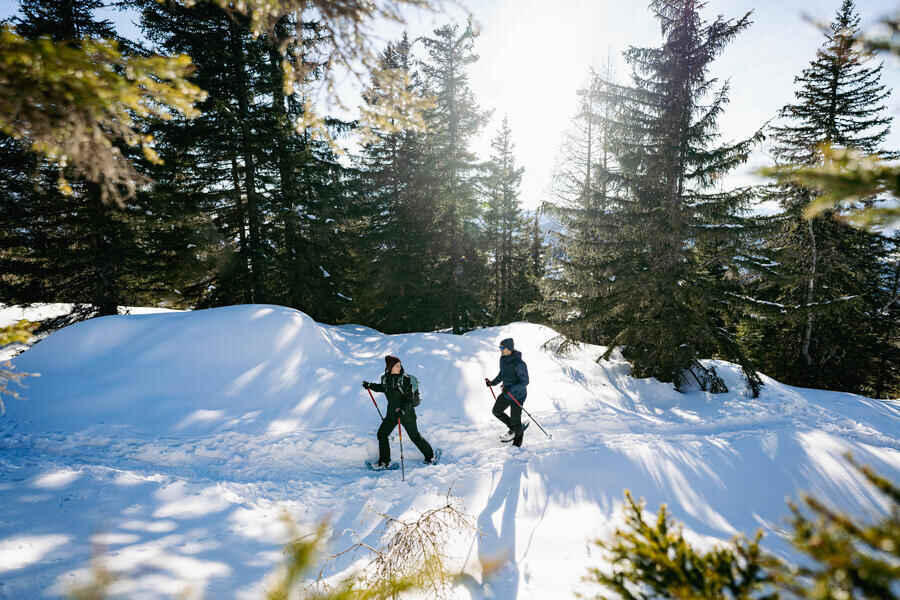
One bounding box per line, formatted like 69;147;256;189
512;427;525;447
500;421;529;443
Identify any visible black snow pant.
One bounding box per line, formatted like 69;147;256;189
492;390;525;445
377;408;434;464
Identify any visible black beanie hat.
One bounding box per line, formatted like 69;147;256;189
385;355;401;372
499;338;515;351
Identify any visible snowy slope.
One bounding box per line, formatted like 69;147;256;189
2;304;899;599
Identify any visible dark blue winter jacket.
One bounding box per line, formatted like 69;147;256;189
490;350;529;402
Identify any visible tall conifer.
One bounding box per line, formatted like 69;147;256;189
483;116;533;324
542;63;620;344
0;0;212;315
355;35;443;332
592;0;763;393
742;0;897;393
420;20;491;333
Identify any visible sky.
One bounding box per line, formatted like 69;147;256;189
2;0;900;212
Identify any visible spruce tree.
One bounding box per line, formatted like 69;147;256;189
483;116;534;324
136;1;363;320
591;0;763;393
0;0;212;316
542;63;620;345
13;0;113;42
419;20;491;333
590;460;900;600
742;0;897;393
355;34;444;333
136;0;273;306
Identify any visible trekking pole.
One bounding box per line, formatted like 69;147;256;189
397;418;405;481
504;390;552;440
366;388;384;420
488;381;552;440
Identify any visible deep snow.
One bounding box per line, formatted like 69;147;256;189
1;304;899;599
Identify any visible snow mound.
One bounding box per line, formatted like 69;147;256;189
5;306;581;437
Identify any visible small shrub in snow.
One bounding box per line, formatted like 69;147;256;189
589;457;900;600
65;500;474;600
584;490;775;600
320;495;477;599
0;320;37;415
770;455;900;600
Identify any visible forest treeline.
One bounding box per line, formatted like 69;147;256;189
1;0;898;397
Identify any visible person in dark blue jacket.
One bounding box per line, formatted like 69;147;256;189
485;338;529;446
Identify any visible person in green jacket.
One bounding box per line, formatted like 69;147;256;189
363;355;436;469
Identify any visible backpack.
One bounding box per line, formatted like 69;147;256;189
407;373;421;407
380;372;421;407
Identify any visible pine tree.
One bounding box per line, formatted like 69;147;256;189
483;116;534;324
136;1;363;320
14;0;113;42
586;491;774;599
355;34;445;333
772;0;894;165
419;20;492;333
542;62;619;345
590;460;900;600
136;0;273;307
590;0;763;393
742;0;897;393
0;0;211;316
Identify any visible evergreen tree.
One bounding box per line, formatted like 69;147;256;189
0;0;212;316
542;63;619;345
0;0;203;203
589;0;763;393
419;20;491;333
772;0;894;165
742;0;898;393
872;232;900;397
590;459;900;600
586;491;774;599
136;1;360;320
355;34;444;333
135;0;272;306
483;116;534;324
14;0;113;42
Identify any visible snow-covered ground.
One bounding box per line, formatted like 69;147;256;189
1;304;899;599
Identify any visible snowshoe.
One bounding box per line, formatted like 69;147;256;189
424;448;443;465
366;460;400;471
499;422;529;443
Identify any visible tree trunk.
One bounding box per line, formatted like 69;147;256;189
230;155;250;303
230;20;263;303
88;183;119;316
802;218;817;367
269;43;300;305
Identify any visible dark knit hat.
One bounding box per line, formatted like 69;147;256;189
385;355;402;372
499;338;515;351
